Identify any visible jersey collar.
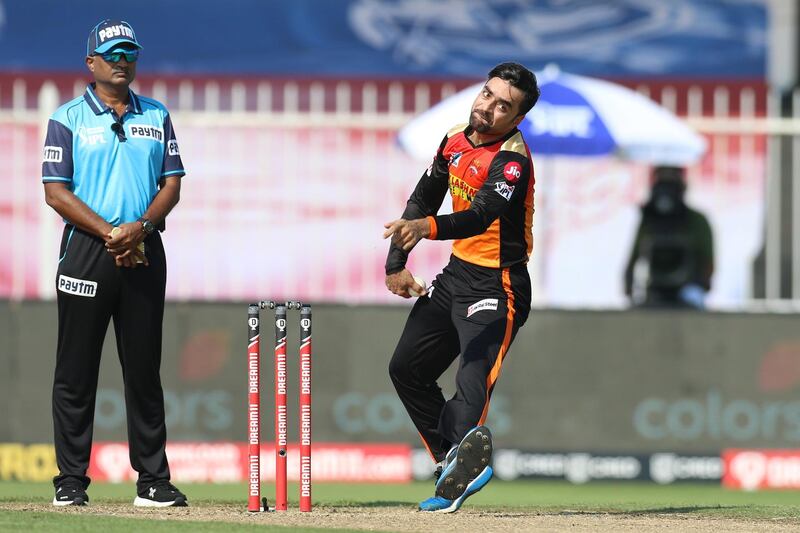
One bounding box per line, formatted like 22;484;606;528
83;83;143;116
462;124;520;149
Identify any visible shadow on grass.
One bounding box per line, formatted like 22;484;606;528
558;505;736;516
327;501;413;508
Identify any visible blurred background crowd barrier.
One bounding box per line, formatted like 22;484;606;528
0;0;791;309
0;71;789;308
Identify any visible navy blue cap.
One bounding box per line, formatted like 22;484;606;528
87;19;142;56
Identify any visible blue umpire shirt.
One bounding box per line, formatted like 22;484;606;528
42;83;185;225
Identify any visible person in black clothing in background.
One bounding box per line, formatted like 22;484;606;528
624;165;714;309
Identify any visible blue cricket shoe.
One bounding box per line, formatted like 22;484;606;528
419;466;493;513
419;425;493;513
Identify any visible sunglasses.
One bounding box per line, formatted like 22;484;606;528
95;49;139;63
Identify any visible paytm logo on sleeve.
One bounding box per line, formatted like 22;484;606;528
43;146;63;163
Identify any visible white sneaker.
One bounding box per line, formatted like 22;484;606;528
53;482;88;506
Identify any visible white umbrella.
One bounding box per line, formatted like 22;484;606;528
398;66;706;166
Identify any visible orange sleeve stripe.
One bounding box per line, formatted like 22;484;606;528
427;216;438;240
478;268;516;425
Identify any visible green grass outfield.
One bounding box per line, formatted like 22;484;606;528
2;480;800;531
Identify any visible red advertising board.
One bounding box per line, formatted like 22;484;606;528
723;449;800;490
88;442;411;483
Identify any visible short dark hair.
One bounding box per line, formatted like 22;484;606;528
488;62;540;116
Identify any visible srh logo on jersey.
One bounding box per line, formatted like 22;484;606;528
503;161;522;183
58;275;97;298
494;181;515;201
77;126;107;146
129;125;164;142
449;152;462;168
168;140;180;156
43;146;63;163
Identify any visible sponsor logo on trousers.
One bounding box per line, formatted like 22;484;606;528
58;275;97;297
467;298;499;317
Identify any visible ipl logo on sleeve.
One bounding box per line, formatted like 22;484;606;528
494;181;515;201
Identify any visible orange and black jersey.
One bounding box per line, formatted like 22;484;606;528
386;123;535;273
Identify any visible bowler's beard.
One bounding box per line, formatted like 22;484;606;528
469;110;492;133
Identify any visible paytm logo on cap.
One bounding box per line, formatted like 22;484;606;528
98;24;135;43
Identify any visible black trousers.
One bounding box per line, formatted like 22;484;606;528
389;255;530;463
52;226;170;491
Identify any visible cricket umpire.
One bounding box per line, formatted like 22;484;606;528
42;19;186;507
383;62;539;512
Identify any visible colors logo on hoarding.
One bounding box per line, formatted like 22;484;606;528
633;341;800;445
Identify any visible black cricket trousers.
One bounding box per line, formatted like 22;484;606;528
52;225;170;491
389;255;531;463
